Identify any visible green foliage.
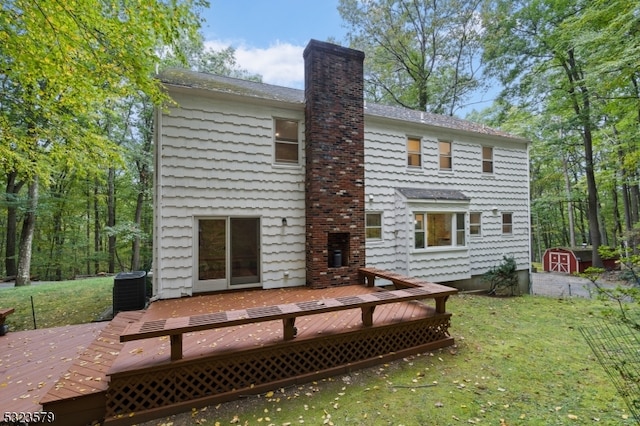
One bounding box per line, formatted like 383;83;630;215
578;260;640;328
1;0;207;179
338;0;484;115
482;255;519;296
479;0;640;263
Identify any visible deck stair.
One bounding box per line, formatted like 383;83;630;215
39;311;143;425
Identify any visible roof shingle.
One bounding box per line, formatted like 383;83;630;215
159;68;526;142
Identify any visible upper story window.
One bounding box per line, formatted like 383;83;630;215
469;212;482;236
482;146;493;173
365;212;382;240
407;137;422;168
502;212;513;234
439;141;452;170
414;212;466;249
274;118;299;164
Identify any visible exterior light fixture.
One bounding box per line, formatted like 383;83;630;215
282;218;288;226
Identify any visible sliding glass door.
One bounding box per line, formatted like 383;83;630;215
196;217;261;292
230;218;260;285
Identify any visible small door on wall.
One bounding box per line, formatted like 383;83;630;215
195;217;261;292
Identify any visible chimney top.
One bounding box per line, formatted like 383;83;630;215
303;39;365;62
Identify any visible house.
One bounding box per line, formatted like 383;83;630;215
151;39;531;300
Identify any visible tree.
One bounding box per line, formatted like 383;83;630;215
338;0;485;115
1;0;205;284
481;0;613;267
569;0;640;253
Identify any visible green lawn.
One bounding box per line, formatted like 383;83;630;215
0;276;113;331
148;294;637;426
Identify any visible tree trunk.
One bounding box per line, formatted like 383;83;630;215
86;185;91;276
107;167;116;273
583;124;603;266
130;191;143;271
16;177;38;286
4;171;24;278
93;179;100;274
562;155;576;247
561;49;602;267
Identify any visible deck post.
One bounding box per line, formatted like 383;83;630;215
359;270;375;287
283;318;297;340
435;297;448;314
170;334;183;361
361;306;375;326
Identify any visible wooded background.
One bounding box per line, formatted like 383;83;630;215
1;0;638;283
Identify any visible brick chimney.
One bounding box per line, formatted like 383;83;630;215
303;40;365;288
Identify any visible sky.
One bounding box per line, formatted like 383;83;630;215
198;1;496;115
200;0;346;88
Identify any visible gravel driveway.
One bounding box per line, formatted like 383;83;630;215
531;271;625;298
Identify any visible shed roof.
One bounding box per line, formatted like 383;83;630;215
158;68;527;142
397;187;470;201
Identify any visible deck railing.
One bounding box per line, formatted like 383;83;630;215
120;267;457;361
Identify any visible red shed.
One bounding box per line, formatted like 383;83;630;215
543;247;593;274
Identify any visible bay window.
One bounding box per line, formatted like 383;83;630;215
414;212;466;249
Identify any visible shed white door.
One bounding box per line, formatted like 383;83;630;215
196;217;261;292
549;252;570;273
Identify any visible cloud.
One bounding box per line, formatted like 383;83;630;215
204;40;305;88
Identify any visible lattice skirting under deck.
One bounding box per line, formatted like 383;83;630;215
105;314;452;424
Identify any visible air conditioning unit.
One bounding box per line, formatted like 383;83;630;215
113;271;146;314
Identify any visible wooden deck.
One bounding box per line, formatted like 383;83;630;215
28;271;456;425
0;322;106;413
111;284;438;372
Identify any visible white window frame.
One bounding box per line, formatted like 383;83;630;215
274;118;300;165
439;140;452;171
365;212;383;241
407;136;422;168
502;212;513;235
482;146;494;174
414;212;466;250
469;212;482;237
